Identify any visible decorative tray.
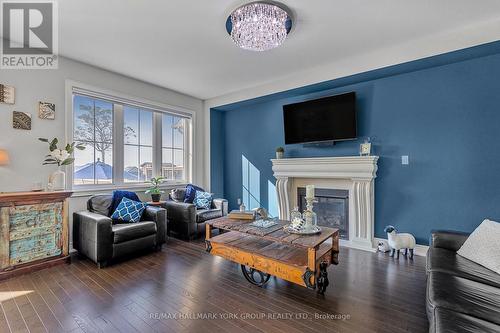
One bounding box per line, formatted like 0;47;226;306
284;224;322;235
251;219;279;228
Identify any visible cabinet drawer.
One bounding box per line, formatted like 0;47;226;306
9;233;61;265
9;203;62;233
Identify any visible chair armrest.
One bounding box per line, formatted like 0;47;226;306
163;201;197;239
142;206;167;245
430;230;470;252
212;198;228;216
72;211;113;263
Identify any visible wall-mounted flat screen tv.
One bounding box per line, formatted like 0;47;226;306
283;92;357;144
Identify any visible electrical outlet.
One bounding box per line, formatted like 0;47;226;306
402;155;409;165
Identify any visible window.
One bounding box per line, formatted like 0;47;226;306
73;95;113;185
71;87;192;188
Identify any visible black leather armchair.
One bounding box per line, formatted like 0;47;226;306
426;230;500;333
73;194;167;268
164;187;228;240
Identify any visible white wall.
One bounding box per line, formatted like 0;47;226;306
0;56;205;248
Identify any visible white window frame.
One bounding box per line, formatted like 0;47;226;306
65;80;194;193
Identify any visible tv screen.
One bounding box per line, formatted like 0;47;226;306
283;92;357;144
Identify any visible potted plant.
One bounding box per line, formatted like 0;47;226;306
39;138;85;190
276;146;285;159
146;177;165;202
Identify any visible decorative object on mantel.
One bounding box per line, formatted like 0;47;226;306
0;149;9;165
284;184;321;235
384;225;416;259
145;176;165;202
0;191;72;281
38;137;85;191
12;111;31;130
237;197;246;212
359;137;372;156
275;146;284;159
0;84;15;104
38;101;56;120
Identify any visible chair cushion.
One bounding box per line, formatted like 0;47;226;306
427;271;500;326
193;190;213;209
457;219;500;275
111;197;147;223
184;184;204;203
426;247;500;288
170;188;186;202
196;209;222;223
431;307;500;333
112;221;157;243
111;190;140;213
87;194;113;216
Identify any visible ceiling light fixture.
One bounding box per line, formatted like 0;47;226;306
226;1;293;52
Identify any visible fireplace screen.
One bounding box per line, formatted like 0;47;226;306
298;188;349;239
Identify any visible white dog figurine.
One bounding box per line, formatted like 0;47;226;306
383;225;416;259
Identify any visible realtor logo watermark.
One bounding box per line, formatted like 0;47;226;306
1;0;58;69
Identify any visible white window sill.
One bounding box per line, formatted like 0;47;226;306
69;182;188;197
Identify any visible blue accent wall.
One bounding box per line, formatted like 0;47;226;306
211;41;500;245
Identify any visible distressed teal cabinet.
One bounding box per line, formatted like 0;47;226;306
0;191;72;279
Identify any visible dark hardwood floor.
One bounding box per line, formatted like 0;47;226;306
0;238;429;333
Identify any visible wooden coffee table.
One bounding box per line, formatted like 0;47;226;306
205;217;339;294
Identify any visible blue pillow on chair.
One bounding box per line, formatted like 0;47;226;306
111;197;147;223
111;190;140;214
193;190;213;210
184;184;204;203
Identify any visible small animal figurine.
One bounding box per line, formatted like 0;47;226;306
377;239;391;253
383;225;416;259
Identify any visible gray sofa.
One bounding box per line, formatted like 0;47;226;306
426;230;500;333
164;187;228;240
73;194;167;268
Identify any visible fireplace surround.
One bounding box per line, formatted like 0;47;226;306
272;156;378;252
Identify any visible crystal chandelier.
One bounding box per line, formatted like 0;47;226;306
226;1;293;52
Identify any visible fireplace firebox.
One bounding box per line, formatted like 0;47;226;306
297;188;349;240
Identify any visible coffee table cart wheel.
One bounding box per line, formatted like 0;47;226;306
241;265;271;286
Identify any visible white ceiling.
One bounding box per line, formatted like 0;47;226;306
55;0;500;101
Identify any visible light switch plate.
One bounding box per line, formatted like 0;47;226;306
402;155;409;165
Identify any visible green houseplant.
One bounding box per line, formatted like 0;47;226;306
145;177;165;202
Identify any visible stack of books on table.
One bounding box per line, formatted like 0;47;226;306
228;210;255;220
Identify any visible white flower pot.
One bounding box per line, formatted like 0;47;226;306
49;167;65;191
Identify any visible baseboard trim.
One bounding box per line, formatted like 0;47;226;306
374;237;429;257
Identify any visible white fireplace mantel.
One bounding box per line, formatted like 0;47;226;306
272;156;379;252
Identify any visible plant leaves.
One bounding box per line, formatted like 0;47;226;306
60;158;75;166
49;138;58;151
38;138;48;142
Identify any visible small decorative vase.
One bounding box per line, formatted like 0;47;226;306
276;151;284;159
49;166;65;191
151;193;161;202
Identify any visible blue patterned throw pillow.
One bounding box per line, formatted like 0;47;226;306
111;197;147;223
193;190;213;210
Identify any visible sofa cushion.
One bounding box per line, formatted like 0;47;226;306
427;247;500;288
457;219;500;275
111;197;147;223
111;190;141;213
184;184;204;203
196;209;222;223
427;271;500;326
170;188;186;202
430;307;500;333
193;190;213;209
112;221;157;243
88;194;113;216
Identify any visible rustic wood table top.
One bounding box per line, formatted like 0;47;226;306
207;216;338;249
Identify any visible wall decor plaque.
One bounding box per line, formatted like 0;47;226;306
13;111;32;130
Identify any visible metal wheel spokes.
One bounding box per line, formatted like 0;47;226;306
241;265;271;286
